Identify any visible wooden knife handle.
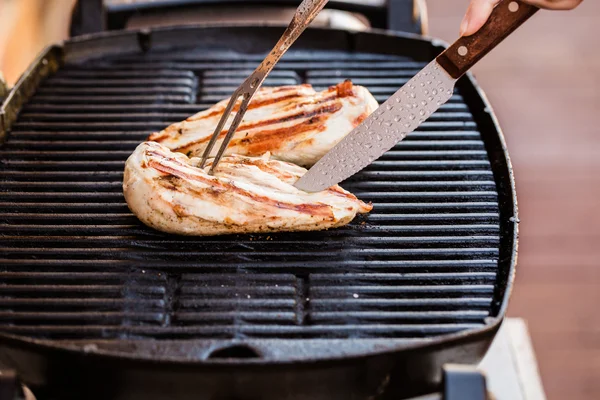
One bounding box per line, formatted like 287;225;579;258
437;0;539;79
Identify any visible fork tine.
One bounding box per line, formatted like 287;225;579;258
200;0;330;172
199;91;241;168
208;94;252;175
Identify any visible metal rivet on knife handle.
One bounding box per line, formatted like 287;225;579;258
436;0;539;80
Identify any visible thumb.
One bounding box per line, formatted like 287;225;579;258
460;0;502;36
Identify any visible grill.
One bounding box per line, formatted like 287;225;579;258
0;25;517;400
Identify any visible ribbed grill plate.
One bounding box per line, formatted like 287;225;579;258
0;45;500;345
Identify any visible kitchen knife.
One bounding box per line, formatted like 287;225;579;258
295;0;538;192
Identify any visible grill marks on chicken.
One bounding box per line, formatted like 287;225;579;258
124;142;372;236
126;81;377;236
148;81;378;167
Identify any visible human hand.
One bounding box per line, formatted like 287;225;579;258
460;0;583;36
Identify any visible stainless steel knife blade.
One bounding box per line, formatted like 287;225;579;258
295;59;456;192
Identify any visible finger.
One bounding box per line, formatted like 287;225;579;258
460;0;502;36
524;0;583;10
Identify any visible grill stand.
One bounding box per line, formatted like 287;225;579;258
0;366;489;400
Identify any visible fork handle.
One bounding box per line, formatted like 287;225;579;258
275;0;329;52
437;0;538;79
253;0;329;81
203;0;329;173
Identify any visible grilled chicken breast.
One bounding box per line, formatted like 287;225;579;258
148;81;378;167
124;142;372;236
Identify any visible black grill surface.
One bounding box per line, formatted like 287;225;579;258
0;41;501;355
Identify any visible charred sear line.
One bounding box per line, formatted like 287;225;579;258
188;92;306;122
353;111;370;126
214;158;297;181
232;104;341;152
172;101;343;153
147;146;363;206
233;100;342;133
149;154;334;218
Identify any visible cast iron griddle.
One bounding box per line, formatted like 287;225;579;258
0;27;514;364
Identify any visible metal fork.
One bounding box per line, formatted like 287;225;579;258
199;0;329;174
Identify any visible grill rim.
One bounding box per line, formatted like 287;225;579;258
0;24;518;367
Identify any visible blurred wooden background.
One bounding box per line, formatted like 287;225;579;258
0;1;599;399
428;2;600;399
0;0;75;85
